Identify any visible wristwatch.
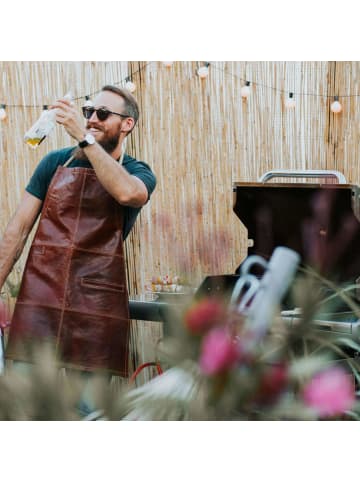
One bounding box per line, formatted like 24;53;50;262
78;133;96;148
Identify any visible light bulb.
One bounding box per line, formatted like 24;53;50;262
125;80;136;93
162;61;174;67
331;96;342;113
84;95;93;107
197;66;209;79
241;81;251;99
0;104;7;121
285;92;296;109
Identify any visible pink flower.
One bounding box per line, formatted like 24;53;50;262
302;367;355;417
199;327;240;375
256;363;288;404
184;298;225;335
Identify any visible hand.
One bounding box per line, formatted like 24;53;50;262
50;98;86;142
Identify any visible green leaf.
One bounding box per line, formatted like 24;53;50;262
333;337;360;353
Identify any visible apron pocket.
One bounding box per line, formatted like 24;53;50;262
80;277;125;293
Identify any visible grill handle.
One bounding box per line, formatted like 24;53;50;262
258;169;347;184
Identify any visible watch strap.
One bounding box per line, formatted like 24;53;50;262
79;138;90;148
78;133;95;148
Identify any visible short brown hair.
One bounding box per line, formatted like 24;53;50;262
101;85;139;126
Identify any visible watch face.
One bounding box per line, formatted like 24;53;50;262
85;133;95;144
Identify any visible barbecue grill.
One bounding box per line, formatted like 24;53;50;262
130;169;360;344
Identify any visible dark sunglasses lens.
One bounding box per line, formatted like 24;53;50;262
82;107;94;119
82;107;110;121
96;108;110;121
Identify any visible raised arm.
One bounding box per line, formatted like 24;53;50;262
78;142;148;207
0;192;42;290
52;93;149;208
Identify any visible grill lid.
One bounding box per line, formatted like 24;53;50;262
233;179;360;283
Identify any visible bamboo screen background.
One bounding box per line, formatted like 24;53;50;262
1;61;360;378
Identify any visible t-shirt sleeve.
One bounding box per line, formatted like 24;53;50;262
129;161;157;201
25;152;58;201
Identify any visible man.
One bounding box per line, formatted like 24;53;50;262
0;85;156;378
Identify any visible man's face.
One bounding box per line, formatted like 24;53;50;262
85;91;130;153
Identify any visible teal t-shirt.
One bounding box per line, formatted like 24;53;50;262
26;147;156;240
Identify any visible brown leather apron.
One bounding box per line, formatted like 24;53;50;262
6;165;130;376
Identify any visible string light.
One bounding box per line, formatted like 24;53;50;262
0;63;357;122
330;96;342;113
241;81;251;99
197;62;210;79
84;95;93;107
125;77;136;93
0;104;7;121
285;92;296;109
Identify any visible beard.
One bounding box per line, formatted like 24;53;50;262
73;129;121;162
98;133;121;153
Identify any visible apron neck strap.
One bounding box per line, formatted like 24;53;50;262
63;155;75;168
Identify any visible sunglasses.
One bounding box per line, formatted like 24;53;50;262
82;106;129;122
